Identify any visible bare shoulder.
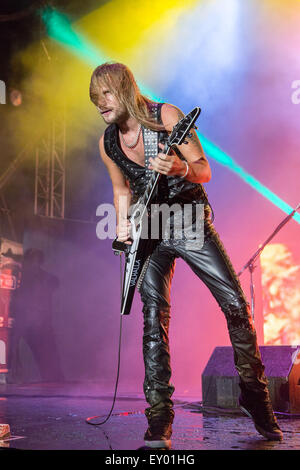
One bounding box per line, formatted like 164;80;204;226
98;132;114;166
98;133;110;163
160;103;185;132
98;133;105;154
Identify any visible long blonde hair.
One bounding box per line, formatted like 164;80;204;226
89;62;165;131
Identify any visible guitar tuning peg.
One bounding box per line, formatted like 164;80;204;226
188;133;193;138
184;140;188;144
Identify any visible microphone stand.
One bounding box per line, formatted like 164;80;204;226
238;203;300;324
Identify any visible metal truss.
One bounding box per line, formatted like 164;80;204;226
0;192;17;241
34;111;66;218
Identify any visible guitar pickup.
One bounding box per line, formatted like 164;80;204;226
112;238;131;255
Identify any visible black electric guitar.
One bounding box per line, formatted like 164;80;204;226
112;107;201;315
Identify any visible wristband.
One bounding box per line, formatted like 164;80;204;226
180;160;189;178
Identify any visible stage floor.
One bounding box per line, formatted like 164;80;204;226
0;382;299;451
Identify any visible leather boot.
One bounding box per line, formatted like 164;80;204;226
144;406;174;449
142;306;175;448
224;301;283;440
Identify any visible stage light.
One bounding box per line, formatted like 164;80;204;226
198;133;300;224
9;89;22;107
41;7;105;65
261;244;300;345
40;6;300;226
0;80;5;104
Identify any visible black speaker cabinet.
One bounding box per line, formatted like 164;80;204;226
202;346;300;412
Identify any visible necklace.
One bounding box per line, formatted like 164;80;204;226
119;125;142;149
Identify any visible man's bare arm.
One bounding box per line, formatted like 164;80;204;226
157;103;211;184
99;136;131;241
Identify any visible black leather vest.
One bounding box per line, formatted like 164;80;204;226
103;103;213;220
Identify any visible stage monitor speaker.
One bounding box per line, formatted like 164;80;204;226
202;345;300;413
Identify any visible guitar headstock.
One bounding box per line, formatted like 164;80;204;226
167;107;201;148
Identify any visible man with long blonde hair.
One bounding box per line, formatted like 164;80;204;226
89;62;283;449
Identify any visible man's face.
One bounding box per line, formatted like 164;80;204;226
97;87;128;124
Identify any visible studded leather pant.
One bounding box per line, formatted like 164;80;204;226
139;222;268;414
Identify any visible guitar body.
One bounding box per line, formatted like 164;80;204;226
112;107;201;315
120;236;155;316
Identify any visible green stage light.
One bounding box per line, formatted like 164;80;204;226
41;7;105;65
41;8;300;225
199;133;300;224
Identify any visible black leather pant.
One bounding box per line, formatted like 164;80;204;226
139;222;268;413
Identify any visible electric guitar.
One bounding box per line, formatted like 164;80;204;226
112;107;201;315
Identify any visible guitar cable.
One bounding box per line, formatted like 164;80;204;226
85;253;124;426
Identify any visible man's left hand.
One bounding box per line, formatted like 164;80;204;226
148;143;186;177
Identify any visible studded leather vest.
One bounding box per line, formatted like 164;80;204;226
103;102;213;220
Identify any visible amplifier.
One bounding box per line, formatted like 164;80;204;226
202;346;300;412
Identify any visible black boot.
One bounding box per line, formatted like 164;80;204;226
227;315;283;441
239;385;283;441
142;307;175;449
144;406;174;449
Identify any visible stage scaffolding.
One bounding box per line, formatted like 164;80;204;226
34;111;66;219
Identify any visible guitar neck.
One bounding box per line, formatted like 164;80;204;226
140;144;172;209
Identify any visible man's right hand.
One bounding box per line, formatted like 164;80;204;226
117;220;132;245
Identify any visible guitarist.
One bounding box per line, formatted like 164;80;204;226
89;62;283;448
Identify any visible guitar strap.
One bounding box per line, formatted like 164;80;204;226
142;103;159;183
136;104;160;292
